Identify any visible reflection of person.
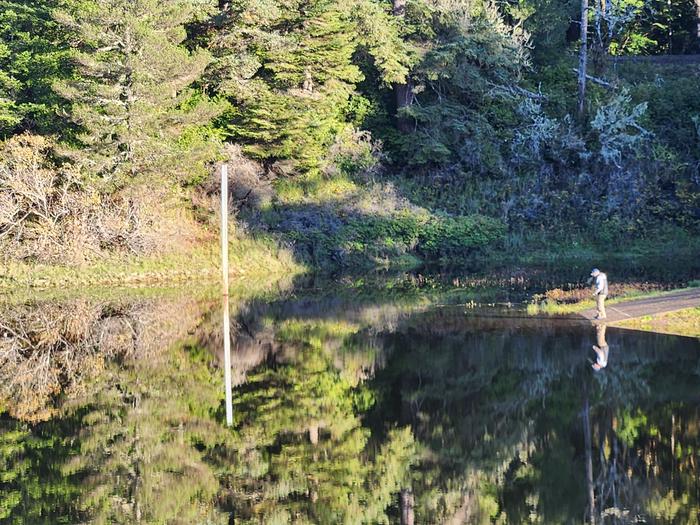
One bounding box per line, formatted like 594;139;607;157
590;268;608;320
592;323;609;371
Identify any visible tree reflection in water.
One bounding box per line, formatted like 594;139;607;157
0;289;699;524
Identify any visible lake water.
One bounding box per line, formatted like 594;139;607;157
1;276;699;524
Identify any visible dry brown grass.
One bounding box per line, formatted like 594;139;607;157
0;133;208;266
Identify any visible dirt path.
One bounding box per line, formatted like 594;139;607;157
579;288;700;322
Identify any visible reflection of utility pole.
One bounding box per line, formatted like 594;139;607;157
671;413;675;486
223;294;233;427
221;164;233;427
583;393;596;524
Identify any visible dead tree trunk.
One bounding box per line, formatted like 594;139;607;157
400;488;415;525
578;0;589;121
392;0;405;17
393;0;413;132
591;0;607;76
309;424;319;445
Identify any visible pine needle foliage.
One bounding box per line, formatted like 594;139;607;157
211;0;409;173
54;0;223;186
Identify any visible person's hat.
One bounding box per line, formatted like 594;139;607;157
590;268;600;276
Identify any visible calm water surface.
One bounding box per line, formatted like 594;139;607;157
1;280;699;524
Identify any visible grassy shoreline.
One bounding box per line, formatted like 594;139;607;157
2;228;698;296
0;236;305;290
525;287;690;316
525;282;700;338
613;307;700;338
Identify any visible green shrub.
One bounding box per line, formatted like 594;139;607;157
346;212;422;249
417;215;506;259
342;212;505;262
277;209;504;268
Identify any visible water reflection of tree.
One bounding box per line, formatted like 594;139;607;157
1;289;425;524
369;315;577;523
586;376;700;524
216;318;417;524
0;414;85;524
369;311;700;524
0;294;229;524
3;290;700;524
61;342;228;524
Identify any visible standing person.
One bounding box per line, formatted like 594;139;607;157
590;268;608;319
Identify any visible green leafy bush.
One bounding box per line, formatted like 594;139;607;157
417;214;506;258
342;212;505;263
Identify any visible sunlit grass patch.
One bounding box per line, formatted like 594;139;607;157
274;178;307;204
1;234;305;289
274;173;360;205
614;307;700;338
312;176;359;201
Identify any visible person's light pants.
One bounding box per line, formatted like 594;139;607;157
596;294;607;318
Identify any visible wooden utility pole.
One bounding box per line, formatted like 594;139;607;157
221;164;233;427
221;164;229;295
578;0;589;121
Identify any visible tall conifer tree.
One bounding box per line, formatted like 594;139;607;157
55;0;221;184
213;0;408;173
0;0;75;137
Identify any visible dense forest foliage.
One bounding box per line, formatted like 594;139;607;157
0;0;699;269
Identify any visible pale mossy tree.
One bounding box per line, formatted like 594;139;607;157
395;0;530;174
54;0;224;187
507;89;654;228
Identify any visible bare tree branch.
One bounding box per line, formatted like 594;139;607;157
573;69;615;89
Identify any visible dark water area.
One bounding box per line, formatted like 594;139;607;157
310;253;700;305
1;280;699;524
342;243;700;289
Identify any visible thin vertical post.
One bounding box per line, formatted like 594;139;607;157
221;164;233;427
221;164;229;296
